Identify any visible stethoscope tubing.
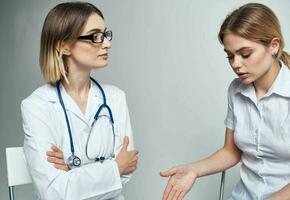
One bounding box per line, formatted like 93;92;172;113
56;77;115;167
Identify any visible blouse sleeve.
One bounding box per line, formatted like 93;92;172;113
224;79;236;131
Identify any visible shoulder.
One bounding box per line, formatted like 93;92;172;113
99;83;126;100
229;78;241;89
228;78;242;94
21;83;56;111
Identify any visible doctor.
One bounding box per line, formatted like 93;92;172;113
21;2;138;200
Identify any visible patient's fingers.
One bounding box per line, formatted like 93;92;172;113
162;177;175;200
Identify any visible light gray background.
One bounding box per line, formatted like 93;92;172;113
1;0;290;199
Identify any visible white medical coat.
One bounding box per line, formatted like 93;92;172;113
21;80;134;200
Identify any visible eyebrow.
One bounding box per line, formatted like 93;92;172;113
84;28;106;34
224;47;253;54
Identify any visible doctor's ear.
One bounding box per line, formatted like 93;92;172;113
56;41;71;56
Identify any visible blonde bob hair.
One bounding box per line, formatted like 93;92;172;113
39;2;104;83
218;3;290;68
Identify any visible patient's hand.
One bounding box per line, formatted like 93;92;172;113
46;145;69;171
160;164;197;200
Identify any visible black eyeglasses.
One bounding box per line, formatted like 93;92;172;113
77;30;112;43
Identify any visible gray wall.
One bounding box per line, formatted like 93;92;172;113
1;0;290;199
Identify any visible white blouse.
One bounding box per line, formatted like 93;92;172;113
225;62;290;200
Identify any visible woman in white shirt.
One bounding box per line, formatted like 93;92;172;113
21;2;138;200
160;3;290;200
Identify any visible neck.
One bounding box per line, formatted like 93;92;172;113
253;61;280;98
62;66;91;96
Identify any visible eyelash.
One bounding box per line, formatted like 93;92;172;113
241;54;251;58
226;53;251;60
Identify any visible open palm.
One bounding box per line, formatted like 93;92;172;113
161;164;197;200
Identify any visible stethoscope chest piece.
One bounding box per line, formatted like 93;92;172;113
68;154;81;168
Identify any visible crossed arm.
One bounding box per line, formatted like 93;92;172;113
46;136;138;175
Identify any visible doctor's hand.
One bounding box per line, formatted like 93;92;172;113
160;164;197;200
46;145;69;172
116;136;139;175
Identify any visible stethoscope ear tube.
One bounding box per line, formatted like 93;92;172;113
94;104;114;124
85;115;116;161
90;77;114;124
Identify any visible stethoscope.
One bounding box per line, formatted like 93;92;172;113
56;77;115;169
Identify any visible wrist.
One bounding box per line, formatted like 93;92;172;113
116;160;124;175
189;163;199;178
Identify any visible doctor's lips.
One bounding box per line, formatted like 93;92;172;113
99;53;108;59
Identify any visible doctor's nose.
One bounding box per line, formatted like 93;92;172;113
102;37;111;49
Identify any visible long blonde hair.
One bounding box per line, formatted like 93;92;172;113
218;3;290;68
39;2;104;83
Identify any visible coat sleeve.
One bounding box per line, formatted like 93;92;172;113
21;98;123;200
114;92;135;185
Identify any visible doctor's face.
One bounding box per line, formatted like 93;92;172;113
223;33;276;85
65;13;112;70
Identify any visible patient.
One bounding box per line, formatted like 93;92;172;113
161;3;290;200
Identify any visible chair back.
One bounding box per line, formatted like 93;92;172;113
6;147;32;187
6;147;32;200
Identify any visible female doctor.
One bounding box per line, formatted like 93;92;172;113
21;2;138;200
